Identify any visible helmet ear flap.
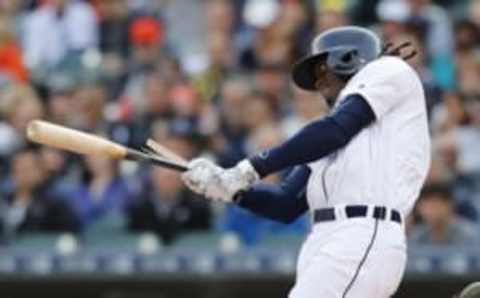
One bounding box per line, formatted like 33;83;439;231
341;50;356;63
326;48;360;75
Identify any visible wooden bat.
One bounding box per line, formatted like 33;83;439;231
145;138;188;167
26;120;188;172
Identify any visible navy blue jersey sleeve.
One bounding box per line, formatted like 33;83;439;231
236;165;310;223
249;94;375;177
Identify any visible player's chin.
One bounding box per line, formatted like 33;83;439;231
318;87;333;102
316;85;329;96
316;89;337;108
325;96;337;107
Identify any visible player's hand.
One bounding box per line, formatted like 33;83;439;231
182;158;234;202
182;158;260;202
181;158;224;198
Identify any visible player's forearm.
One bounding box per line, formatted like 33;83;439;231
236;166;310;223
249;95;375;177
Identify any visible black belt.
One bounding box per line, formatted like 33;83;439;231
313;205;402;224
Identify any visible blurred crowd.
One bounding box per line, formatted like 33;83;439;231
0;0;479;249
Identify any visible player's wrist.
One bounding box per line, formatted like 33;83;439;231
232;190;246;204
222;159;260;202
247;153;270;178
236;159;260;184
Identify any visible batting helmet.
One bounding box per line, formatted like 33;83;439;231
292;26;382;91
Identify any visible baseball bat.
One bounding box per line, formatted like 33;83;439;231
26;120;188;172
146;138;188;167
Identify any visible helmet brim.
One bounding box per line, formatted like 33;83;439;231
291;52;327;91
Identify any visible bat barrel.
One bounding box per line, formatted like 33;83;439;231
27;120;127;159
26;120;188;172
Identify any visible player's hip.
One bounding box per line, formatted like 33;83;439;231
298;206;407;274
302;220;405;258
310;204;405;237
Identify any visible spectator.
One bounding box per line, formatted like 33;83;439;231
253;64;289;112
470;0;480;28
213;76;251;167
424;152;478;221
277;0;314;58
0;0;28;39
168;84;202;119
97;0;131;98
217;76;250;139
456;57;480;95
239;10;292;70
407;0;455;90
408;0;453;58
0;83;44;160
430;92;468;135
245;125;285;183
438;92;480;218
281;87;327;137
127;71;173;147
315;9;348;33
127;166;211;244
0;14;28;82
193;30;235;101
69;149;130;231
205;0;234;35
243;92;277;134
128;16;164;74
45;72;78;127
451;93;480;174
160;119;201;161
454;20;479;73
97;0;130;58
0;147;78;240
376;0;410;42
22;0;98;70
73;83;108;131
38;146;78;200
410;183;478;245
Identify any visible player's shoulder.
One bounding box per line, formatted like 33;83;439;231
362;55;413;75
353;55;420;87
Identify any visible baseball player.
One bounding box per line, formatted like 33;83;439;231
182;26;431;298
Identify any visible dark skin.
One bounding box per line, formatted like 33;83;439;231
313;62;347;107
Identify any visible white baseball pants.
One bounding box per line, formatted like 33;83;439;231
289;217;406;298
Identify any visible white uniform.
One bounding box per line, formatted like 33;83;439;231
289;56;431;298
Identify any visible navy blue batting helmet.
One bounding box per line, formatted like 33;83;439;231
292;26;382;91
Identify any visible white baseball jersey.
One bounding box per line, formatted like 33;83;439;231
306;56;431;216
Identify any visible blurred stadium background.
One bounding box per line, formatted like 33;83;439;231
0;0;479;297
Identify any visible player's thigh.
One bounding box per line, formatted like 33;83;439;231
289;247;406;298
289;252;351;298
346;247;407;298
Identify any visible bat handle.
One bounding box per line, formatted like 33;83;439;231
125;149;189;172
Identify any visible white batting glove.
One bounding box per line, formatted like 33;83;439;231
210;159;260;201
181;158;223;196
182;158;260;203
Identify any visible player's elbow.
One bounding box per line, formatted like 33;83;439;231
274;195;308;224
280;216;299;224
329;119;353;147
276;210;303;224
